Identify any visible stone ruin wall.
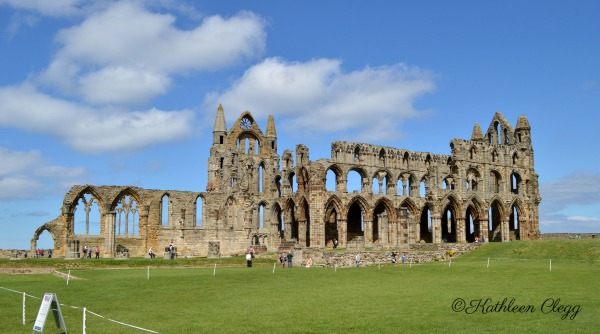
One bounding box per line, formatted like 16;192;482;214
28;108;541;258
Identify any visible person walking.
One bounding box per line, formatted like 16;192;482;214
246;252;252;267
355;253;360;267
94;246;100;259
287;252;293;268
169;244;175;260
148;247;155;259
280;252;287;267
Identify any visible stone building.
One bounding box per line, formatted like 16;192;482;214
31;106;541;258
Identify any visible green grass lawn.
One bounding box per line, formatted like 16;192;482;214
1;240;599;333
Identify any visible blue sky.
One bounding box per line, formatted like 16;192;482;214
1;0;599;249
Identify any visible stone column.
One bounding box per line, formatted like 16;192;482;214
501;219;510;242
364;220;373;246
104;210;116;258
432;216;442;243
339;219;347;247
298;220;307;245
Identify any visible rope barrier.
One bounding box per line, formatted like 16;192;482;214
0;287;160;333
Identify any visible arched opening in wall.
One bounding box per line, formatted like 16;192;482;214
224;198;237;229
326;169;337;192
509;204;520;240
419;207;432;243
274;176;282;198
288;204;299;241
347;170;362;193
275;205;284;239
347;201;364;243
373;202;388;244
504;128;509;144
403;152;410;169
324;201;339;248
419;179;426;197
259;203;265;229
512;152;519;165
495;121;501;144
353;146;361;163
36;230;54;253
396;177;404;196
465;206;478;243
372;172;388;195
378;149;386;166
511;173;521;194
466;168;479;191
74;192;101;235
488;203;502;242
489;171;501;193
258;164;264;193
115;195;139;235
195;196;203;227
441;205;457;243
288;172;297;193
161;194;169;227
303;203;310;247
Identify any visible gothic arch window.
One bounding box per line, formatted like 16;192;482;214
326;168;337;192
161;194;169;227
259;203;266;229
74;192;101;235
258;163;265;193
489;171;502;193
115;195;139;235
195;196;203;227
347;170;362;193
379;149;386;166
419;178;427;197
403;152;410;169
511;173;521;194
288;172;297;193
274;176;282;198
353;146;361;163
512;152;519;165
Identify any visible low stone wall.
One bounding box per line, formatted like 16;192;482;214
540;233;598;240
0;249;29;259
283;243;482;268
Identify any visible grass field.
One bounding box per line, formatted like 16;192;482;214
1;239;599;333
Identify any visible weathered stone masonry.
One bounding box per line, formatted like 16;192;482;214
32;106;541;258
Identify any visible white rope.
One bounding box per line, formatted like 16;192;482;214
85;309;160;333
1;287;159;333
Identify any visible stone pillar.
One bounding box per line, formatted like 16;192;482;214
364;220;373;246
456;216;466;243
104;211;116;258
501;219;510;242
432;216;442;243
339;219;347;247
298;220;307;245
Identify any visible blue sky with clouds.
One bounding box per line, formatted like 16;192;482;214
1;0;599;249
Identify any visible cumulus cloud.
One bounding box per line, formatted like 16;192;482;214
0;84;194;153
0;0;84;17
38;1;266;105
0;147;87;200
203;57;435;142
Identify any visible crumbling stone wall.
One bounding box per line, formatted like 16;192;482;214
32;106;541;258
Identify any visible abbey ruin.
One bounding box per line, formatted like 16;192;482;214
32;106;541;258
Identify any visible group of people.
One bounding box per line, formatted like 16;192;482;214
82;245;100;259
390;252;406;264
279;251;293;267
35;249;52;258
474;235;486;243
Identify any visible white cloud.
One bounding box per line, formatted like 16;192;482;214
0;147;87;200
203;57;435;141
0;0;84;17
39;1;266;105
0;83;195;153
539;171;600;213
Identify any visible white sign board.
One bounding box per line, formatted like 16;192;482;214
32;293;67;333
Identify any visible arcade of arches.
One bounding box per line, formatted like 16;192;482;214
32;108;541;258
